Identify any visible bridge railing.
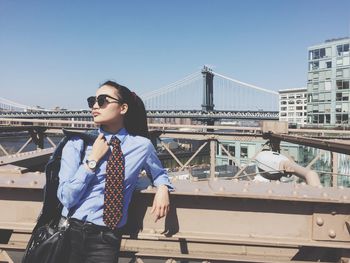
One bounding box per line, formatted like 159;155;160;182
1;120;350;188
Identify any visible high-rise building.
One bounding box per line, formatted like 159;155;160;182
307;37;350;126
279;88;307;126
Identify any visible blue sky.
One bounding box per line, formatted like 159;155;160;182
1;0;350;109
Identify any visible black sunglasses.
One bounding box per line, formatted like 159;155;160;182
87;94;122;108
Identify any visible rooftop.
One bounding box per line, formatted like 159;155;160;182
278;87;307;94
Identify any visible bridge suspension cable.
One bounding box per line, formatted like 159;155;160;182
142;71;202;110
210;71;279;111
0;97;38;111
212;71;278;95
141;71;201;100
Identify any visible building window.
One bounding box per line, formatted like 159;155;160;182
310;48;326;60
344;68;350;78
309;61;319;70
326;61;332;68
319;115;324;123
336;104;342;112
337;80;350;90
337;58;343;66
336;114;349;124
336;69;343;77
336;93;342;101
221;144;235;157
337;43;350;56
319;93;325;102
335;93;349;102
345;81;350;89
240;146;248;158
344;56;350;66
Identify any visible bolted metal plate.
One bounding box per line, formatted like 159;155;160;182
313;211;350;242
0;171;45;189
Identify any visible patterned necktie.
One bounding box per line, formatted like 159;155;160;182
103;136;125;229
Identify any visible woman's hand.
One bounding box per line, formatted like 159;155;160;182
151;185;170;222
88;134;109;163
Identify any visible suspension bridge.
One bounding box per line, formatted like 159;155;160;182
0;67;279;120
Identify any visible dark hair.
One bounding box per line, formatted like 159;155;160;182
100;80;149;138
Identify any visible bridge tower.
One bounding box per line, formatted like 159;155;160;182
201;66;214;111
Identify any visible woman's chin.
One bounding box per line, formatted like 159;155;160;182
93;117;103;125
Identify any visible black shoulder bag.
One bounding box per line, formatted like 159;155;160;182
22;212;73;263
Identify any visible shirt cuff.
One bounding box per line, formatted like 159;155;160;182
154;180;175;192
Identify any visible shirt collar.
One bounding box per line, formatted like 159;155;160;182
98;127;128;145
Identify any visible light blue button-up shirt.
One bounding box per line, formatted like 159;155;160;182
57;128;173;228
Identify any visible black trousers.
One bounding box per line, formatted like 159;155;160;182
65;218;122;263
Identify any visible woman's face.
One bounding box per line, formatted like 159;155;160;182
91;85;128;127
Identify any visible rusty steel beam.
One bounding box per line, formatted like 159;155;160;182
0;148;54;167
122;182;350;262
0;144;9;156
263;132;350;155
0;249;14;263
179;141;208;171
1;169;350;262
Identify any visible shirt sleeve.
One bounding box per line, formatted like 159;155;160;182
57;138;96;209
144;141;174;191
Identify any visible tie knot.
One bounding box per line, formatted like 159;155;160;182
109;136;120;148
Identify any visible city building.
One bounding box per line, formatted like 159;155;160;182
307;37;350;126
279;88;307;127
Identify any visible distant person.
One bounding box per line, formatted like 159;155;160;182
57;80;173;262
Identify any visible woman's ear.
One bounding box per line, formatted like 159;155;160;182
120;103;128;115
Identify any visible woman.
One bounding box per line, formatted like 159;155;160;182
57;80;173;263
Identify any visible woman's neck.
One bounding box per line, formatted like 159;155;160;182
101;123;124;134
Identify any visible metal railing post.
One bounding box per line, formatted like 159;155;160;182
210;139;216;179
